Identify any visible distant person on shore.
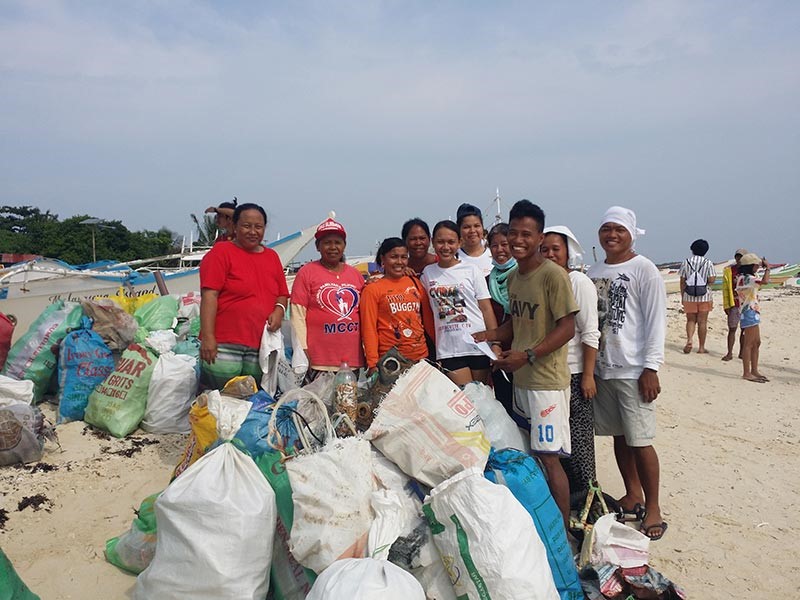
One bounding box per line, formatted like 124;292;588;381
475;200;578;527
204;197;238;243
542;225;600;507
736;253;770;383
455;203;493;276
679;239;716;354
401;218;437;276
199;203;289;390
486;222;517;416
290;218;365;380
721;249;747;361
587;206;668;541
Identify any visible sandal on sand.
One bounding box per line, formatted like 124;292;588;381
682;343;692;354
640;521;668;541
617;502;647;523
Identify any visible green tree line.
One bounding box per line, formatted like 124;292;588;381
0;206;180;265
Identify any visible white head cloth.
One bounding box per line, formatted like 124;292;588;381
600;206;645;242
543;225;585;270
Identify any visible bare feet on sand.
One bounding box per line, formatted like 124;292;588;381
743;374;768;383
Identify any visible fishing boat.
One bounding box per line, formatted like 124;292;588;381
0;217;323;342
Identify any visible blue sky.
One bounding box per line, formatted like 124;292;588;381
1;1;798;263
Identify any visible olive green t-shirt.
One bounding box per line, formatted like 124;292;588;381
508;259;579;390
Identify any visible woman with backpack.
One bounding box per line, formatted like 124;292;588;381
679;239;716;354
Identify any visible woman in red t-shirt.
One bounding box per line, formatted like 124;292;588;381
290;218;365;379
360;238;434;373
199;203;289;390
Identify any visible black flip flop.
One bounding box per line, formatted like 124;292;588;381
640;521;669;541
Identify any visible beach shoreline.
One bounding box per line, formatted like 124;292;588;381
1;287;798;599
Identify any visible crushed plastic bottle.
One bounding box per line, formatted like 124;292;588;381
333;360;358;433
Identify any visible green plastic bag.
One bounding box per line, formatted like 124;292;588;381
256;451;316;599
1;300;83;403
134;296;179;332
105;493;159;574
0;547;40;600
85;343;157;438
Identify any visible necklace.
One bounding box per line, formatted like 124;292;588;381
320;260;344;279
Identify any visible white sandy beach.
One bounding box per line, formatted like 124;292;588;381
2;287;798;599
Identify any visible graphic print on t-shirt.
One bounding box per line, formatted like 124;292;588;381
595;273;630;353
427;280;468;324
387;286;422;338
317;283;359;321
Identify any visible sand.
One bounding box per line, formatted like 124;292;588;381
2;287;798;599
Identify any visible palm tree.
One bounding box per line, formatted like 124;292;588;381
190;213;218;246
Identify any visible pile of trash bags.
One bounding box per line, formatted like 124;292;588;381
106;359;606;600
0;294;685;599
0;293;202;464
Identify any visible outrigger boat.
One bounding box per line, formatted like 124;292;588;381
0;218;322;342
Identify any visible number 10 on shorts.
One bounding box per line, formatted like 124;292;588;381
538;424;554;443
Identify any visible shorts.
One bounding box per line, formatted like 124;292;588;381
727;306;740;329
740;307;760;329
512;387;571;456
594;377;655;447
682;301;713;314
200;343;261;391
439;354;490;373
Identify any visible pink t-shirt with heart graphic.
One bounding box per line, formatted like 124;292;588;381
290;260;365;368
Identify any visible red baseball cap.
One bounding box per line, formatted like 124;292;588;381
315;218;347;241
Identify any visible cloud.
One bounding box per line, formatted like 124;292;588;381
0;1;798;261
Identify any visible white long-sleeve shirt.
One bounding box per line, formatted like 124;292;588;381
586;254;666;379
567;270;600;375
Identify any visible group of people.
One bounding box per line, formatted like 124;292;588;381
197;199;669;542
679;241;771;383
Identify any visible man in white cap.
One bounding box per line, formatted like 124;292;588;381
586;206;668;541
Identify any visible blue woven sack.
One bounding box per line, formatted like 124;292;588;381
485;447;583;600
57;316;114;423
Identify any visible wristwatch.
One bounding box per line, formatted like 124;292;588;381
526;348;537;365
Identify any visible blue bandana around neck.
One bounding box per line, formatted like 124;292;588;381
488;258;517;313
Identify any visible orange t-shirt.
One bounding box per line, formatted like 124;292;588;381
359;276;432;368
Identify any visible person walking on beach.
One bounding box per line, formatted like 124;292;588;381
721;249;747;361
736;253;770;383
587;206;668;541
475;200;578;527
679;239;716;354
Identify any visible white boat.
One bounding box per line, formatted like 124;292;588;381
0;218;321;342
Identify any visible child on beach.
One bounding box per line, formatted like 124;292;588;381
421;220;500;386
735;253;771;383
